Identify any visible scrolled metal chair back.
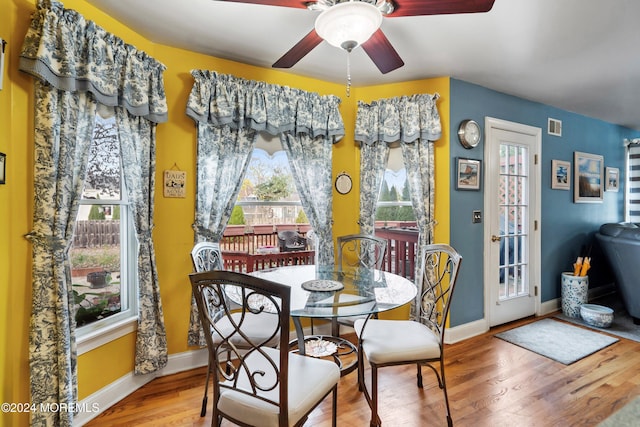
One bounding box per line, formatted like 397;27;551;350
191;241;224;272
337;234;387;271
189;270;290;414
416;244;462;338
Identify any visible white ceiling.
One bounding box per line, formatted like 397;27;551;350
86;0;640;130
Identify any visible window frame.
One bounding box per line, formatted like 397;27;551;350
74;116;139;354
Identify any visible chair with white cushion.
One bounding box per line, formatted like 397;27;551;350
355;244;462;427
190;270;340;427
190;241;279;417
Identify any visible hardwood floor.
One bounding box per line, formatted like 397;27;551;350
86;313;640;426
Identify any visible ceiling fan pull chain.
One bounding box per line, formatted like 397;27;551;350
346;51;351;97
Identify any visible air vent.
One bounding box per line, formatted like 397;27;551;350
548;118;562;136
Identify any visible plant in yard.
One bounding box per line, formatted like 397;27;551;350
72;275;121;326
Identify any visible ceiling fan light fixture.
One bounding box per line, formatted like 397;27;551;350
314;2;382;50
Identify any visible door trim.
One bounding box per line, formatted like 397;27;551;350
483;117;542;326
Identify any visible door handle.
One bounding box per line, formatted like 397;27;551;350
491;235;501;242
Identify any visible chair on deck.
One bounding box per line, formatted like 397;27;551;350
277;230;308;252
191;241;225;272
189;270;340;427
190;242;279;417
354;244;462;427
331;234;388;336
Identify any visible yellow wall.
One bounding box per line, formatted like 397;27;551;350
3;1;37;426
2;1;451;424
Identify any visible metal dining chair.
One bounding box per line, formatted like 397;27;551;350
354;244;462;427
332;234;388;336
189;270;340;427
190;241;279;417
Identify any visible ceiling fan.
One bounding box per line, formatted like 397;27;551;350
219;0;495;74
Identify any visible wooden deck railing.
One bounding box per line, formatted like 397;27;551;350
375;226;419;280
222;250;315;273
220;224;311;254
219;223;419;279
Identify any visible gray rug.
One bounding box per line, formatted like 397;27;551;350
556;293;640;343
598;395;640;426
495;318;618;364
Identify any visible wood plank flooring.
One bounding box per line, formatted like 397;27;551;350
86;313;640;426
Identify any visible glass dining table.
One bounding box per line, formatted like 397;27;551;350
242;264;418;375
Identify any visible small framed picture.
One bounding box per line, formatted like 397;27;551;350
163;169;186;198
0;152;5;184
574;151;604;203
605;167;620;192
551;159;570;190
456;158;481;191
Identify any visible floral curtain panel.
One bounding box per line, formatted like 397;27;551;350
20;1;168;425
185;70;344;344
355;94;441;318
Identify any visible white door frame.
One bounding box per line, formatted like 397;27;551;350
483;117;542;326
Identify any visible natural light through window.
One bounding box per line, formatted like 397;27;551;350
231;147;306;227
376;148;415;225
70;113;138;344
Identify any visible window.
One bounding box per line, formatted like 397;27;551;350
376;148;415;225
626;143;640;222
70;113;138;350
231;145;305;227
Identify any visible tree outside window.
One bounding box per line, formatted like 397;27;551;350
376;168;415;224
231;148;305;226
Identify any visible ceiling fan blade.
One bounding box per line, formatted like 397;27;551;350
218;0;307;9
390;0;495;17
361;29;404;74
272;29;323;68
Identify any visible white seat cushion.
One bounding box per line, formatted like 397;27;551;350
217;347;340;427
354;319;441;365
212;312;280;348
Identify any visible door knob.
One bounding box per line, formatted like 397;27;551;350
491;235;501;242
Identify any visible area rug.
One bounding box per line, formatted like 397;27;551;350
495;318;618;364
597;395;640;426
556;293;640;344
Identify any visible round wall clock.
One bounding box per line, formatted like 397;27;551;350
335;172;352;195
458;119;482;149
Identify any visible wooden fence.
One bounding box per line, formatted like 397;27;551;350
74;220;120;247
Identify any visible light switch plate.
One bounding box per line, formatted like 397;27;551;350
472;210;482;223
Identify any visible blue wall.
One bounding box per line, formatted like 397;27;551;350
448;79;640;327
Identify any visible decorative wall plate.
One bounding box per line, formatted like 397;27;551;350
335;172;352;195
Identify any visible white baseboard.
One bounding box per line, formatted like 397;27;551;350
72;325;326;426
73;347;209;426
445;318;488;344
539;297;560;316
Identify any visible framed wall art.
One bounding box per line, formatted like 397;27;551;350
551;159;570;190
574;151;603;203
163;168;186;198
605;167;620;192
0;152;5;184
456;158;481;191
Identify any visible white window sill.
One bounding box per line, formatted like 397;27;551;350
77;316;138;355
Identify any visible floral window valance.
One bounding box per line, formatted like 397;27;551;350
186;70;344;139
19;0;168;123
355;93;441;145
